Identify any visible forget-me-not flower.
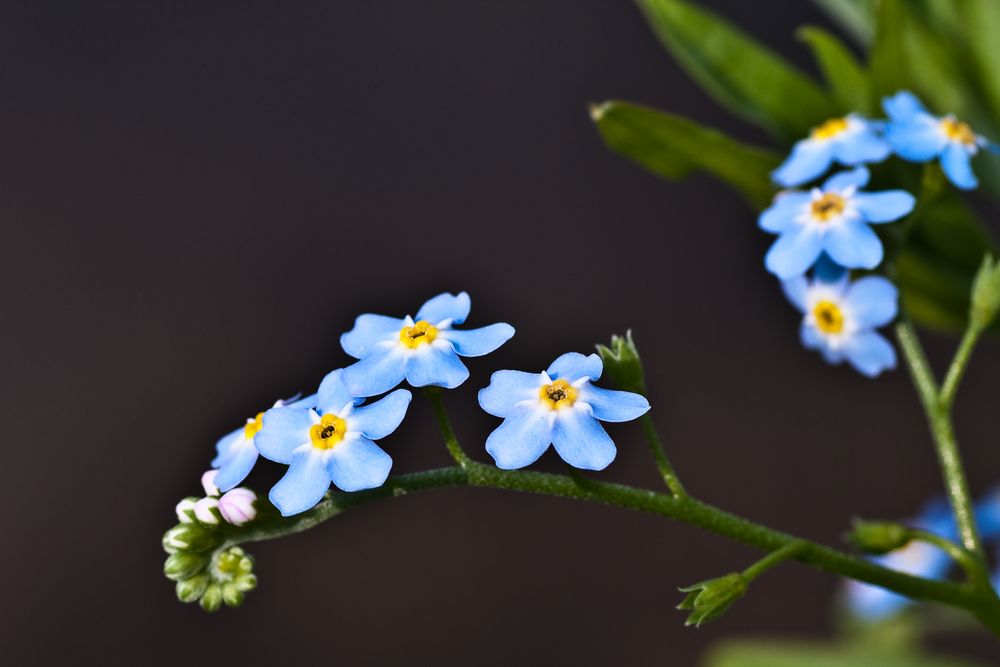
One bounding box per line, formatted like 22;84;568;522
211;394;316;493
255;370;411;516
883;90;997;190
772;114;891;187
341;292;515;397
478;352;649;471
782;271;898;377
761;166;914;279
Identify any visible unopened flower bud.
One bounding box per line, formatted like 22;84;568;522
222;582;245;608
194;497;221;525
176;574;209;603
201;470;220;497
200;584;224;612
677;573;748;627
847;519;910;555
596;331;646;394
219;488;257;526
175;497;198;523
162;523;220;553
970;254;1000;332
164;552;209;581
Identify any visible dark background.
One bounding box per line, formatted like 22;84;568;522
4;1;1000;664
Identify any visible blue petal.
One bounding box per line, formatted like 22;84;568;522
852;190;915;223
823;166;870;192
782;276;809;312
256;407;313;464
416;292;471;325
213;441;259;492
547;352;603;382
348;389;411;440
285;393;318;410
759;193;810;233
317;369;362;416
813;253;849;284
843;331;897;377
941;142;978;190
485;412;553;469
212;428;243;468
885;119;947;161
764;226;824;279
844;276;898;328
823;219;883;269
551;409;617;471
269;449;331;516
882;91;927;122
578;385;649;422
405;345;469;388
975;488;1000;541
325;436;392;492
439;323;515;357
800;323;823;350
340;314;405;360
342;347;408;397
772;140;835;187
832;126;891;165
478;370;542;418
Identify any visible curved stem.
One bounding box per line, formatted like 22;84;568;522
423;387;471;467
639;413;686;497
909;529;989;588
940;328;981;410
742;541;806;581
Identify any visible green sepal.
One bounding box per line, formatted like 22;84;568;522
200;584;224;613
222;582;245;608
176;575;210;604
164;552;210;581
595;331;646;395
677;572;748;627
846;519;910;555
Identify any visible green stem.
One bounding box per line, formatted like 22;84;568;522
940;328;981;409
423;387;471;467
909;529;988;588
639;413;686;497
742;541;806;581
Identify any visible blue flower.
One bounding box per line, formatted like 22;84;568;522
782;271;898;377
211;394;316;493
255;369;411;516
772;114;891;187
341;292;515;397
761;167;914;279
478;352;650;471
883;90;998;190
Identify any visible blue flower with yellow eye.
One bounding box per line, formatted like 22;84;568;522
883;90;998;190
341;292;515;397
761;166;914;279
772;114;891;187
782;271;898;377
254;370;411;516
211;394;317;492
478;352;649;471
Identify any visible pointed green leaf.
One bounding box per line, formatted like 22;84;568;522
637;0;833;141
703;640;989;667
811;0;875;46
590;100;780;207
869;0;910;98
797;26;873;114
961;0;1000;123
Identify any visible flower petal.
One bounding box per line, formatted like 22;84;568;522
256;407;313;464
212;428;243;468
764;226;824;279
813;253;849;284
759;192;810;234
213;441;259;492
551;408;617;471
823;166;870;192
342;347;408;397
325;436;392;492
823;219;883;270
852;190;915;223
941;142;978;190
317;369;362;415
845;276;898;328
416;292;471;325
842;331;897;377
340;314;406;360
439;322;515;357
578;385;649;422
800;322;824;350
882;90;927;122
832;126;891;165
478;370;542;418
781;276;809;312
885;118;947;161
485;412;552;470
348;389;411;440
269;449;331;516
771;139;834;187
547;352;603;382
404;345;470;388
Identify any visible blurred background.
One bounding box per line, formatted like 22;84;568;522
3;0;999;664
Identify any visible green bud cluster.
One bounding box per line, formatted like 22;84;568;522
163;518;257;611
596;330;646;394
970;254;1000;333
677;572;748;627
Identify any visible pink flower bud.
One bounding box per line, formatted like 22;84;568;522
175;497;197;523
201;470;220;497
218;488;257;526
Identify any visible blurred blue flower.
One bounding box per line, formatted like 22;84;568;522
883;90;998;190
341;292;515;397
772;114;890;187
255;370;411;516
761;166;914;279
478;352;649;471
782;271;898;377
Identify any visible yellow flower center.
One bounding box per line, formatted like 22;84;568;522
243;412;264;439
810;193;846;221
309;414;348;450
940;117;976;146
399;320;438;349
812;300;845;334
539;379;578;410
810;117;849;141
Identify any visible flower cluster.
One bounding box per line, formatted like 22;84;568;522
761;91;996;377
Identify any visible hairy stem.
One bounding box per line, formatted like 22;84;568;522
639;413;686;497
424;387;471;467
742;541;806;581
940;328;981;409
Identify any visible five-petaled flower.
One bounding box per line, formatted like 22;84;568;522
478;352;649;471
771;114;890;187
761;166;914;280
883;90;997;191
782;271;898;377
255;369;412;516
341;292;515;397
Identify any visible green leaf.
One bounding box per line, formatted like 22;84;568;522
961;0;1000;123
703;640;989;667
637;0;833;141
590;100;780;207
797;26;873;114
868;0;910;98
811;0;875;46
